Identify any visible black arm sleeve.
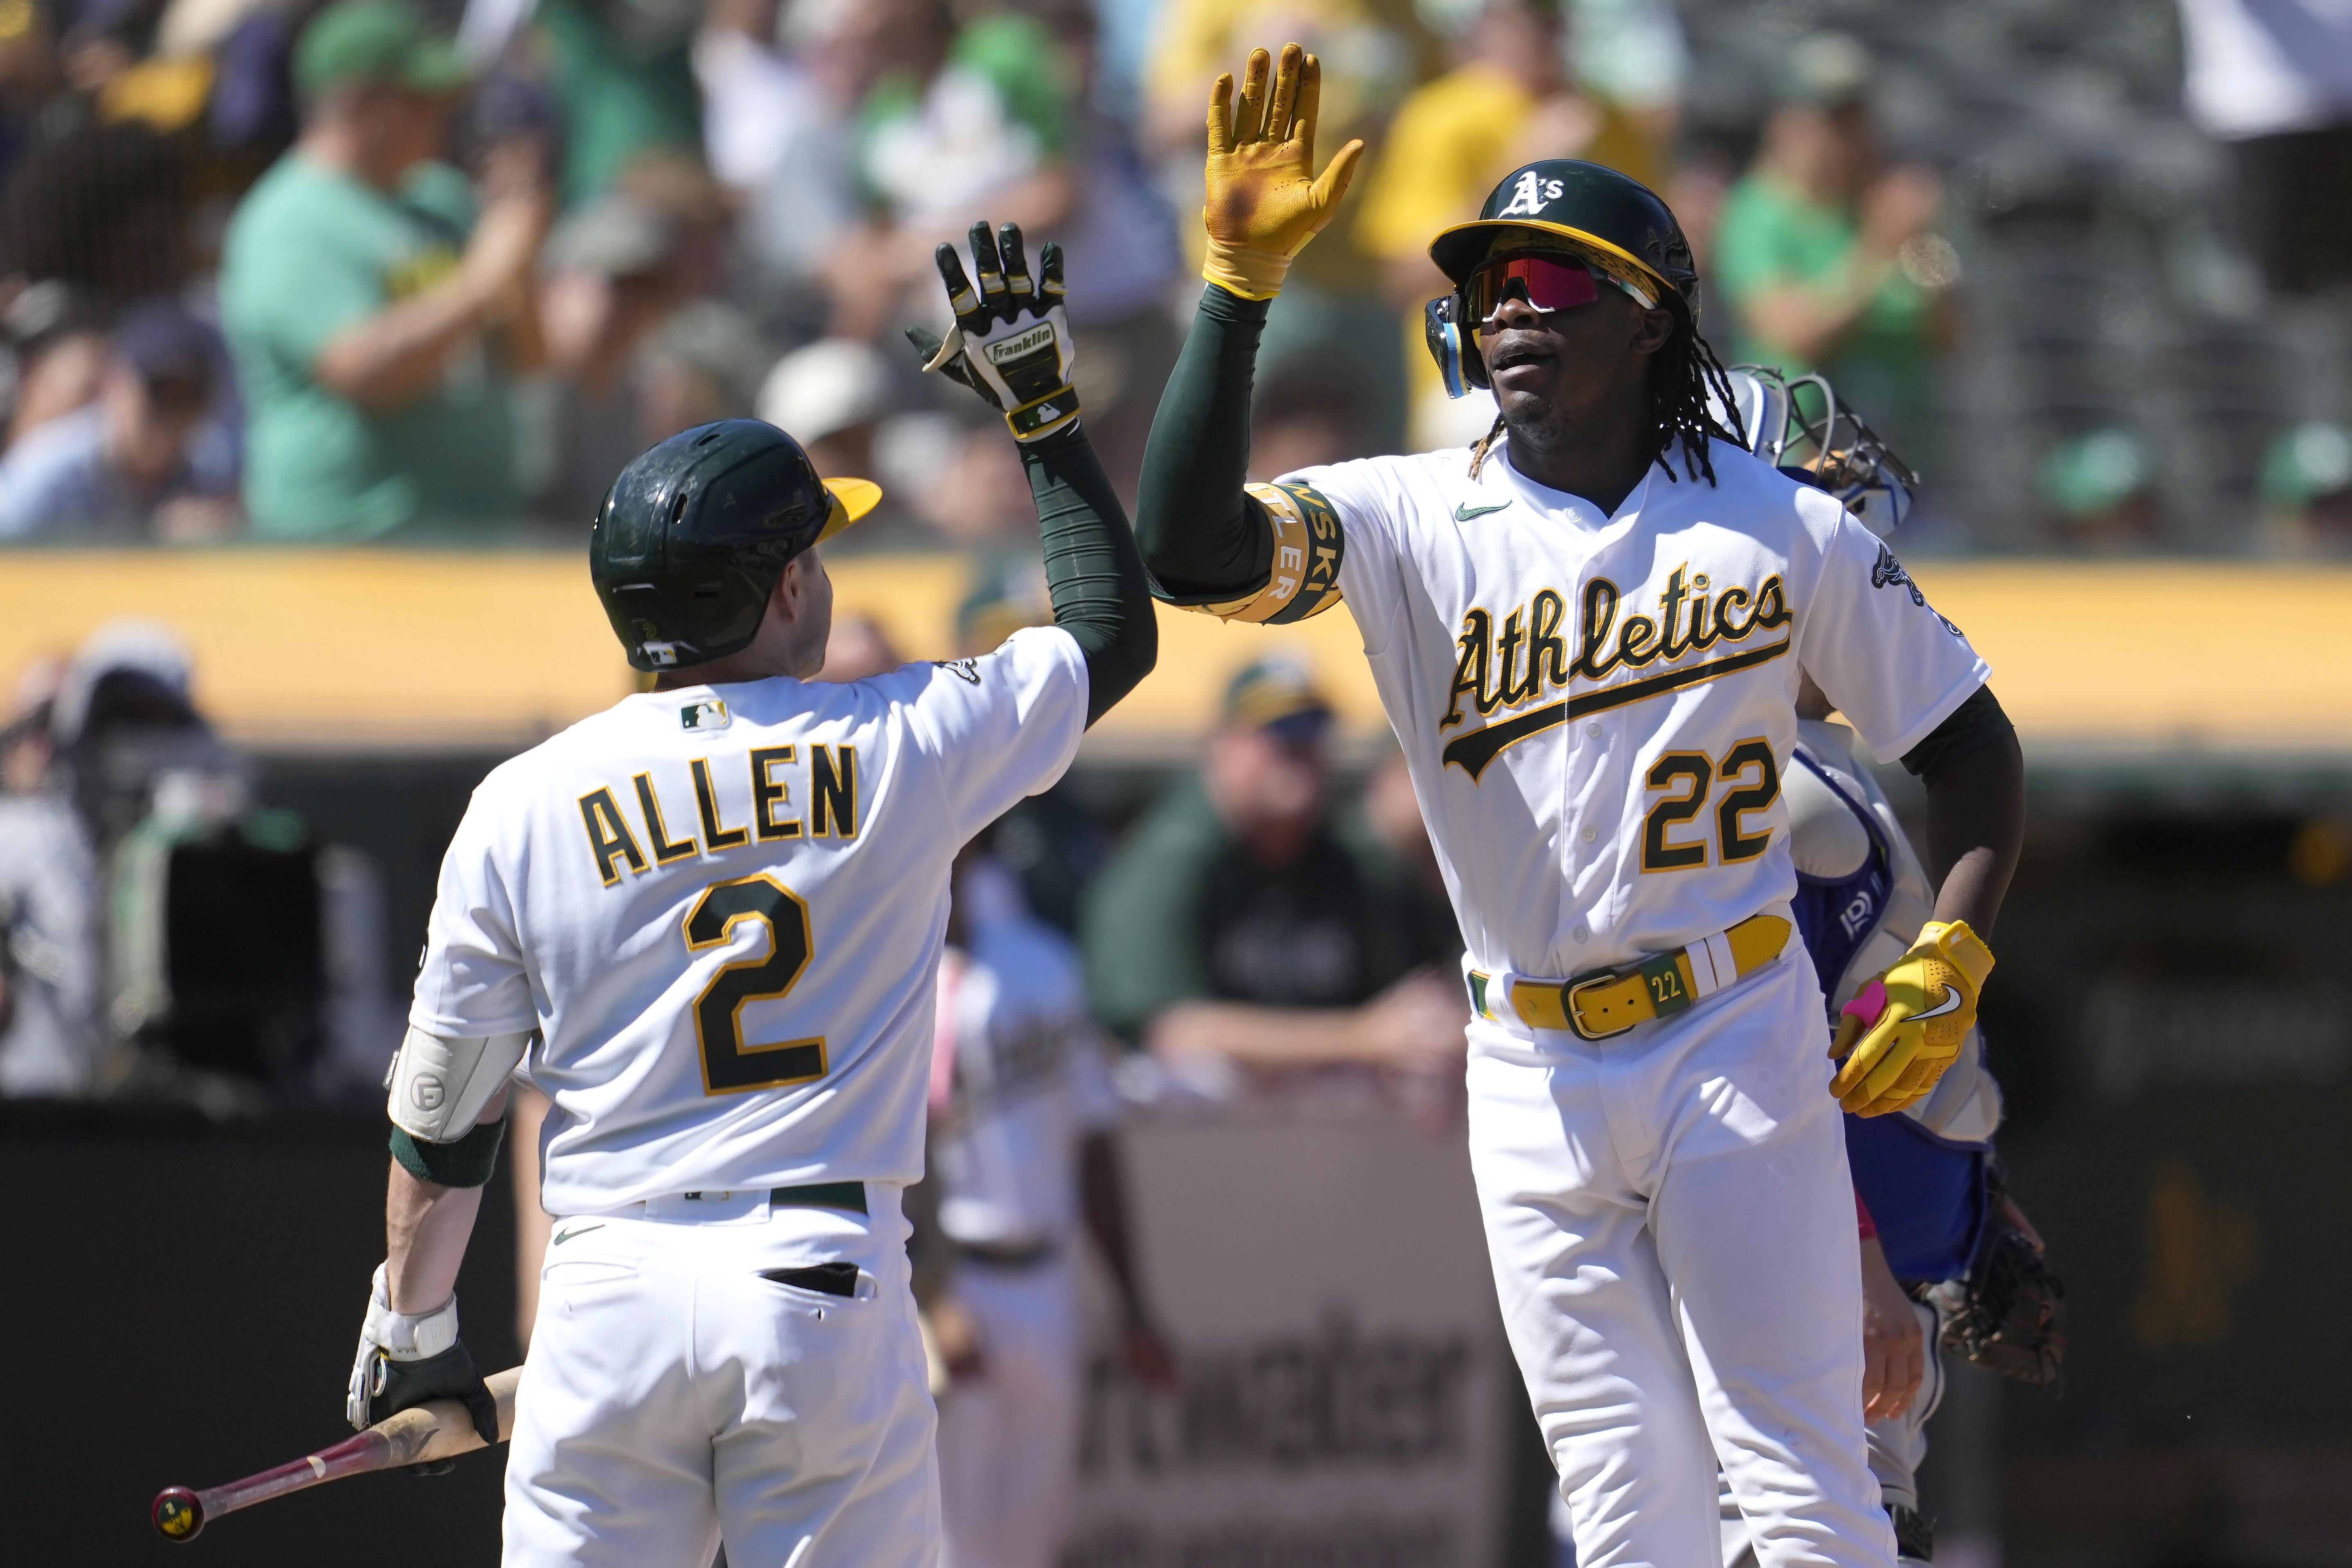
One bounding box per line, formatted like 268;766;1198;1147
1900;684;2015;789
1132;285;1276;601
1025;423;1158;726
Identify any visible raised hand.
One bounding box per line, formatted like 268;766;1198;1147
1201;43;1365;300
905;220;1080;443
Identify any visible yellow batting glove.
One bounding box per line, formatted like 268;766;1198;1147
1202;42;1365;301
1829;921;1995;1118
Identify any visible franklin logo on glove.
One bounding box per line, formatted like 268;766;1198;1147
907;222;1083;444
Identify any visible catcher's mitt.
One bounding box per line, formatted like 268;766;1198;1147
1927;1176;2065;1385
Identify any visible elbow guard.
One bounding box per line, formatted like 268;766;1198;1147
387;1025;531;1142
391;1118;507;1189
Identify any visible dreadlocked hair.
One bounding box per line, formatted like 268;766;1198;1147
1652;311;1745;484
1464;307;1748;484
1467;412;1508;479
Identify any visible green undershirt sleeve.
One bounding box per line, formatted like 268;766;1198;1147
1133;285;1277;603
1024;423;1158;725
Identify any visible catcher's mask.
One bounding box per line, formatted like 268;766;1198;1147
1422;158;1700;400
1710;364;1918;534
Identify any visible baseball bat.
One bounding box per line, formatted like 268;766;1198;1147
151;1366;522;1543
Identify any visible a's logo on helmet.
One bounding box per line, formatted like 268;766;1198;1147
1497;170;1564;219
642;640;683;667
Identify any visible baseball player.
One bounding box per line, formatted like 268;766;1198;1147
1701;366;2047;1567
927;849;1174;1568
344;220;1155;1568
1130;44;2026;1566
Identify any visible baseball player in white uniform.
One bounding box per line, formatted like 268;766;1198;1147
344;221;1156;1568
1699;366;2014;1565
927;852;1173;1568
1130;46;2026;1566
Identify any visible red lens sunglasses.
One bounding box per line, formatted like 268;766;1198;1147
1464;255;1606;325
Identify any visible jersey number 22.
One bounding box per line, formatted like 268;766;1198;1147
1641;739;1781;872
684;872;828;1095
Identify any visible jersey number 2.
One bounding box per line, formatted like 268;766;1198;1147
683;873;827;1095
1641;738;1781;872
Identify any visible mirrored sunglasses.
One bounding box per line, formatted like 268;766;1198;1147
1465;255;1605;324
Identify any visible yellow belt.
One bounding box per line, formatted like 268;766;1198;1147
1470;913;1792;1041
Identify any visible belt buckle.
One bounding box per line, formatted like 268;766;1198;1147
1563;968;1637;1042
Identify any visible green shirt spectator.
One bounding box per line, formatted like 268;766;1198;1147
1712;33;1952;458
1081;659;1465;1078
220;0;548;540
855;12;1070;228
537;0;703;208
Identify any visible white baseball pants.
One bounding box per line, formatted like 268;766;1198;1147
1722;1297;1944;1565
503;1187;940;1568
935;1256;1081;1568
1467;951;1897;1568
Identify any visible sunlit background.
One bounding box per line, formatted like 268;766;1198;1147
2;0;2348;1561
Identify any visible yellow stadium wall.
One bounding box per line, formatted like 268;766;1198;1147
2;553;2348;756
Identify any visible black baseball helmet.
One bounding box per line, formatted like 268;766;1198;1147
1423;160;1701;398
590;420;881;672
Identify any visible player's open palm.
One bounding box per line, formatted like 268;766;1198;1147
907;220;1079;443
1205;44;1364;262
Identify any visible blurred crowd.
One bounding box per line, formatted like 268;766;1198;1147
0;609;1472;1110
0;0;2346;551
0;618;400;1103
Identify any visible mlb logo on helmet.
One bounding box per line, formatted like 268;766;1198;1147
681;698;731;731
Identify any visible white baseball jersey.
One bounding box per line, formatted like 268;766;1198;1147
410;626;1088;1216
931;859;1120;1249
1275;436;1990;982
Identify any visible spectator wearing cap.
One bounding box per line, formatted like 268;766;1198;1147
755;337;932;552
2261;422;2352;556
2039;427;2162;551
0;738;102;1096
531;160;766;527
0;300;240;540
1713;33;1955;463
3;285;113;453
0;622;208;1099
220;0;550;539
1081;658;1465;1084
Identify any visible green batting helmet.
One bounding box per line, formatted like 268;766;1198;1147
1431;160;1698;314
1423;159;1701;398
590;420;881;672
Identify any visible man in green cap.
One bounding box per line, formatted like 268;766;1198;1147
1081;655;1468;1076
221;0;549;539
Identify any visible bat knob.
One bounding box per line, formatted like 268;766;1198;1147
153;1487;206;1542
